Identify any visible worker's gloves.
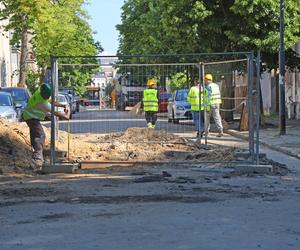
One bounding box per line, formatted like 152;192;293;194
64;105;69;114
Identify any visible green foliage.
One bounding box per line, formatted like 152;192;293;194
25;70;40;93
0;0;103;89
117;0;300;70
167;72;188;93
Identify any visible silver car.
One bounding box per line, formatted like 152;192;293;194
0;91;19;122
167;89;192;124
56;94;71;119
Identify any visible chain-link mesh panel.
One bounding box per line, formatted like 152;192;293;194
50;53;256;164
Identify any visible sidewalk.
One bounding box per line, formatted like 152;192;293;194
227;117;300;160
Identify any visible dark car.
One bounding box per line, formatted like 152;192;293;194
0;87;31;119
158;92;172;113
167;89;192;123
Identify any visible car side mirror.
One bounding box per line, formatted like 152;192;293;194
15;104;22;109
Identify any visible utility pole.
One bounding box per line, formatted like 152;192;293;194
279;0;286;135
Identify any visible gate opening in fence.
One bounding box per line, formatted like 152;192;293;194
49;52;261;167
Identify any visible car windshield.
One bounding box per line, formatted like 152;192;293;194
175;90;188;101
0;94;12;106
57;95;66;103
2;89;27;101
159;93;171;100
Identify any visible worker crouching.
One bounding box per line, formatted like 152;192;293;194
142;79;159;129
22;84;70;167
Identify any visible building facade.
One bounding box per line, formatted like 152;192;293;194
0;3;20;87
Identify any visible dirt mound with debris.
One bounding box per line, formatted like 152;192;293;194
0;119;237;174
68;128;236;162
0;119;38;174
102;127;186;143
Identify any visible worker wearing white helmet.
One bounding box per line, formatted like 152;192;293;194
204;74;223;137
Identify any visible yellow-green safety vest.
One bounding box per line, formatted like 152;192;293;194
209;82;222;105
187;86;210;111
22;89;48;120
143;89;158;112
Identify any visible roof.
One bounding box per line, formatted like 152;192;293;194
0;91;12;96
0;87;28;91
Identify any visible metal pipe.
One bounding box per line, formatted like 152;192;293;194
50;56;57;166
79;160;253;165
53;51;253;59
247;52;255;163
202;63;208;145
256;51;261;165
59;59;248;67
198;63;203;142
279;0;286;135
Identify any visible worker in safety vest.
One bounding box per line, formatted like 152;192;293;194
141;79;159;129
204;74;223;137
22;84;70;167
187;80;211;138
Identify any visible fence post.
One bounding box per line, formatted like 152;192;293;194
256;51;261;164
50;56;57;166
247;52;255;163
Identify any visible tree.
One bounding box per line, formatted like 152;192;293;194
167;72;189;93
0;0;102;89
117;0;300;70
0;0;43;84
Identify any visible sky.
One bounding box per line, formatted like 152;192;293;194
85;0;124;55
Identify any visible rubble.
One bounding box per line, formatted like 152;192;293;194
0;119;238;175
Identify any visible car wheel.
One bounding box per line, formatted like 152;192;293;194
172;110;179;124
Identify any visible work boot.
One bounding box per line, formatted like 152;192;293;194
33;152;44;168
216;131;223;137
196;132;203;138
33;158;44;168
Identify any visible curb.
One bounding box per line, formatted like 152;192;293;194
226;130;300;160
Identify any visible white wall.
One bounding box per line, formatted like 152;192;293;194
261;72;272;114
0;3;12;87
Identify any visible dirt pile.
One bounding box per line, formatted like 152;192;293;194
0;119;237;174
0;119;37;174
69;127;236;162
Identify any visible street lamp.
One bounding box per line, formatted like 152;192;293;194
279;0;286;135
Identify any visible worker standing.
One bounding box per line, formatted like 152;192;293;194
22;84;70;166
204;74;223;137
187;80;210;138
141;79;159;129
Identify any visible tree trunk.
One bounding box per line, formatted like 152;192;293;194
19;20;28;86
39;66;48;85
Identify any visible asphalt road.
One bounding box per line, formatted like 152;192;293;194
53;108;196;134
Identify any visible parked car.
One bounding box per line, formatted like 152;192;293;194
0;87;31;119
56;94;71;119
59;92;76;114
0;91;20;122
0;87;31;109
59;88;77;114
167;89;192;124
158;92;172;113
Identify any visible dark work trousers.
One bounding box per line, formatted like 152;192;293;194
145;111;158;126
25;119;46;161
